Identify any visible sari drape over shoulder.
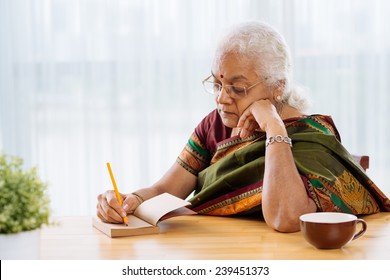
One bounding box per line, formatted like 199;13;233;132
177;111;390;217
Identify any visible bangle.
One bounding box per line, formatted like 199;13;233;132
266;135;292;148
132;192;145;204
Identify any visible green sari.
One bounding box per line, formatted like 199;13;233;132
182;115;390;216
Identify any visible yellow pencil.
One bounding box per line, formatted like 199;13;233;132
106;162;128;226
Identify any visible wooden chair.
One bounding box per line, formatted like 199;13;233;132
352;155;369;171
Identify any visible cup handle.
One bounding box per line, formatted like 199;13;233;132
352;218;367;240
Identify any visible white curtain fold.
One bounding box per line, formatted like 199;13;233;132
1;0;389;215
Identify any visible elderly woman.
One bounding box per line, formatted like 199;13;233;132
97;21;390;232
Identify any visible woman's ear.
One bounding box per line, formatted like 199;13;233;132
273;80;286;100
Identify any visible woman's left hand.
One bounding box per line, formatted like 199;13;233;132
237;99;283;138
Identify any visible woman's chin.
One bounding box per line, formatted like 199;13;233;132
218;110;239;128
221;118;238;128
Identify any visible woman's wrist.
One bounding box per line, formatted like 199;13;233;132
264;119;287;136
131;192;145;205
266;135;292;148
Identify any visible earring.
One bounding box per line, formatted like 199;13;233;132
276;95;281;101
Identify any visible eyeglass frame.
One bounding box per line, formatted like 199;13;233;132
202;74;264;99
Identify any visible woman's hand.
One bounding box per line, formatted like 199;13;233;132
96;191;141;224
96;161;197;224
237;99;283;138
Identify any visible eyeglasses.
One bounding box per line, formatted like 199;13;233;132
202;75;263;99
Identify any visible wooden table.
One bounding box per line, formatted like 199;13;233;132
40;213;390;260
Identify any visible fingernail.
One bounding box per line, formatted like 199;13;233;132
123;204;129;211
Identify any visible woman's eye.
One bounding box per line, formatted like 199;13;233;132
232;86;246;94
213;83;222;91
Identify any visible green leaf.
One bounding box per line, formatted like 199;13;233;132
0;151;51;234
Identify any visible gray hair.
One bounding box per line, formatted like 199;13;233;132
214;21;310;112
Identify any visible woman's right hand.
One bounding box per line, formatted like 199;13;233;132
237;99;284;138
96;191;141;224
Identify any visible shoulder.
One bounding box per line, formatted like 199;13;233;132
287;114;341;141
195;109;222;132
194;109;232;154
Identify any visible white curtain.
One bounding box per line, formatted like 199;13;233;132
1;0;389;216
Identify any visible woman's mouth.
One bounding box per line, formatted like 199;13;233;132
219;109;236;117
221;111;232;115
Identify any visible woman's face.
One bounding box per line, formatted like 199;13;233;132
211;52;273;128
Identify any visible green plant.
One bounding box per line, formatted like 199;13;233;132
0;151;50;234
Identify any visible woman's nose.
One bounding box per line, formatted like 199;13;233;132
217;87;232;104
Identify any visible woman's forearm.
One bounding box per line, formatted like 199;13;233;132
129;162;197;202
262;123;316;232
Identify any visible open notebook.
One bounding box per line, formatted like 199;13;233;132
92;193;196;237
